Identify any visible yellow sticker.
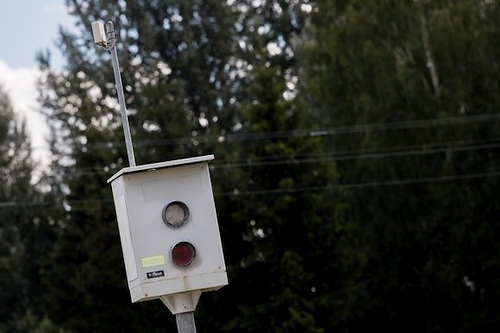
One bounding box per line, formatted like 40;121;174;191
141;255;165;268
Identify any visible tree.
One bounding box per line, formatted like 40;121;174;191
37;0;368;331
0;84;62;332
37;0;245;331
301;0;500;330
220;61;365;332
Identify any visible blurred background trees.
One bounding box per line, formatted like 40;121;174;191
0;85;62;332
302;1;500;331
1;0;500;331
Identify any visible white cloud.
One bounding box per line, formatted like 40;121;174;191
0;60;49;165
42;2;68;14
42;1;75;27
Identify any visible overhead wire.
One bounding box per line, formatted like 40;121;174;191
27;112;500;178
2;169;500;208
213;140;500;169
25;136;500;178
28;112;500;152
4;112;499;209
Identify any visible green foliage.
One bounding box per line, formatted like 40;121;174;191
36;0;366;332
301;0;500;331
220;62;365;331
33;0;500;331
37;0;249;331
0;85;57;331
13;311;70;333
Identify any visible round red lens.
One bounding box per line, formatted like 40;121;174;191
171;242;196;267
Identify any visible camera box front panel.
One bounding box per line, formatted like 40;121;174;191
111;161;227;299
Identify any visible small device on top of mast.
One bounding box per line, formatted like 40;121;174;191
91;21;107;46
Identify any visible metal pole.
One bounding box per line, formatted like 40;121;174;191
175;312;197;333
105;21;136;167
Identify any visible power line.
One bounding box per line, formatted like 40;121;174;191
216;170;500;196
29;137;500;178
214;141;500;169
213;136;500;164
2;170;500;208
29;112;500;151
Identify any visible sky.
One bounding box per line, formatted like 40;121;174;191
0;0;75;164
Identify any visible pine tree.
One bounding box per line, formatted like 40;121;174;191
0;84;61;331
37;0;243;331
37;0;367;331
301;0;500;330
221;62;365;332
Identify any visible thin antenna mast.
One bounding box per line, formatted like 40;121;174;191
92;21;136;167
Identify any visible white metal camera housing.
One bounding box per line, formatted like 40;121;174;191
107;155;227;303
91;21;107;46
